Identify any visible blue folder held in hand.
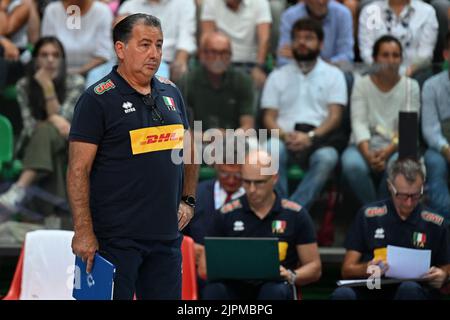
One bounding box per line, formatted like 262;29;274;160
72;253;116;300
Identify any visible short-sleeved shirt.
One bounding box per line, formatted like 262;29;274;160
42;1;114;69
201;0;272;63
69;66;189;240
117;0;196;63
208;194;316;270
177;64;254;130
261;59;347;132
277;1;354;66
345;199;450;267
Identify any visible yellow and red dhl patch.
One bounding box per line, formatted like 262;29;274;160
365;205;388;218
130;124;184;155
94;79;115;95
421;211;444;226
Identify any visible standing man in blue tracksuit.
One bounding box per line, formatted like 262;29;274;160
67;14;199;300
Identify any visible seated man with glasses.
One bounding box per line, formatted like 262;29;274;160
331;159;450;300
177;31;255;135
200;150;322;300
183;149;245;297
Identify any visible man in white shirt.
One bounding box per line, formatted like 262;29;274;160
118;0;197;81
262;18;347;210
200;0;272;89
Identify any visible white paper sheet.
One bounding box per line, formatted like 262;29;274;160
385;245;431;279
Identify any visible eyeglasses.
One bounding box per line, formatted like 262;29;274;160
242;177;272;188
202;49;231;58
142;94;165;124
388;180;423;201
218;171;242;180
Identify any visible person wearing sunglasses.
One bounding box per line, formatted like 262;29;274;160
332;159;450;300
67;14;199;300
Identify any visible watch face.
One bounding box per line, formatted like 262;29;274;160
183;196;196;207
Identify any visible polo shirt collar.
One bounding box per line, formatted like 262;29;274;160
292;57;324;76
241;192;283;220
110;65;165;96
386;198;422;225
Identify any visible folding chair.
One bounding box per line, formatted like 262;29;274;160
181;235;198;300
2;230;75;300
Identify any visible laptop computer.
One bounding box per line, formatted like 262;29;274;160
72;253;116;300
204;237;280;281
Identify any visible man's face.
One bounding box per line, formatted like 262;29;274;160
374;41;402;74
388;174;424;217
200;37;231;75
216;164;242;194
304;0;329;18
115;24;163;80
291;30;321;62
241;163;277;208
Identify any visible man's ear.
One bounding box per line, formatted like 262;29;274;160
115;41;125;61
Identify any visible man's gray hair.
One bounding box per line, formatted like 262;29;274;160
387;158;425;184
113;13;162;44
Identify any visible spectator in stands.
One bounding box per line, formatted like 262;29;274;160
277;0;354;67
117;0;197;81
422;32;450;221
341;35;420;207
0;36;85;218
200;0;272;89
262;18;347;209
41;0;115;87
0;0;31;50
358;0;438;77
201;150;321;299
177;32;254;133
331;159;450;300
0;0;40;88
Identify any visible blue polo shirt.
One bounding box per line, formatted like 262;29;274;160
208;194;316;270
69;66;189;240
345;199;450;266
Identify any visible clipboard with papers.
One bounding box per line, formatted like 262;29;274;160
72;253;116;300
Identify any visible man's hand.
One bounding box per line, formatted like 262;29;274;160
72;229;99;273
178;201;194;231
423;266;448;289
0;37;19;60
280;265;296;285
278;44;293;59
170;59;187;82
285;131;312;152
251;66;266;89
367;259;389;276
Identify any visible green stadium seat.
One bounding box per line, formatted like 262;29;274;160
0;114;22;180
199;165;216;181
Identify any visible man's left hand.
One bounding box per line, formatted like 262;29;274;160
251;66;267;89
178;201;194;231
423;266;448;289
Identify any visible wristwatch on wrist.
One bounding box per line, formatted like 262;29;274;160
288;269;297;285
307;130;316;143
182;195;196;208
